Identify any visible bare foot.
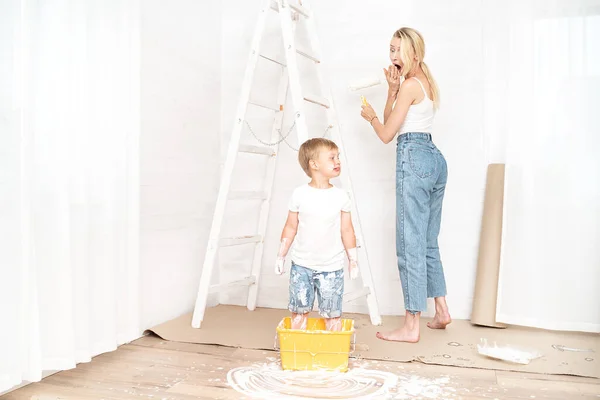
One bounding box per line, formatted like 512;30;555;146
325;317;342;332
427;297;452;329
376;311;420;343
291;313;308;330
427;311;452;329
376;327;420;343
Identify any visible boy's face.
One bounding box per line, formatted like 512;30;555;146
312;147;341;178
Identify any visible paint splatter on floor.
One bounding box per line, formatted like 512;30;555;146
227;360;460;399
227;363;398;399
392;374;457;399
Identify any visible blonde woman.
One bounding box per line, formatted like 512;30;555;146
360;27;451;343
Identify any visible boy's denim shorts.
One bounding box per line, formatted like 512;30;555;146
288;262;344;318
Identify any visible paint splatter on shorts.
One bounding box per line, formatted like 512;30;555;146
288;262;344;318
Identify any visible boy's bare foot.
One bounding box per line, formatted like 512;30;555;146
325;317;342;331
291;313;308;330
427;312;452;329
376;327;420;343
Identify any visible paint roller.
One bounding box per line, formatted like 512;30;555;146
349;76;382;91
348;76;382;106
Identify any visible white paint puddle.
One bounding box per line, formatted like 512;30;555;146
227;362;459;399
227;364;397;399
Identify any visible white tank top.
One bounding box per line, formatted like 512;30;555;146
398;77;435;135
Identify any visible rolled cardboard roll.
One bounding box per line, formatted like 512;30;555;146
471;164;507;328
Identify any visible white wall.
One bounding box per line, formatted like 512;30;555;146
140;0;221;329
217;0;489;319
137;0;495;324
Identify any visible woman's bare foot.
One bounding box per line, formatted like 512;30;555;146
376;327;420;343
427;312;452;329
376;311;420;343
427;296;451;329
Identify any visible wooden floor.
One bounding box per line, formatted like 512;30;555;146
2;335;599;400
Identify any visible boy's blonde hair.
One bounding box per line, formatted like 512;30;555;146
298;138;338;177
393;27;440;109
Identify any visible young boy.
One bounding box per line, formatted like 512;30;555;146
274;138;359;331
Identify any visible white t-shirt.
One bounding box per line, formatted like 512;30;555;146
288;184;352;272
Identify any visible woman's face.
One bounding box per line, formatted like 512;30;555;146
389;36;403;72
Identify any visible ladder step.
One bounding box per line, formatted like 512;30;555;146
219;235;262;247
260;46;320;66
343;287;371;303
303;94;330;109
249;100;280;112
270;1;310;18
289;2;310;17
229;191;268;200
296;47;320;63
259;54;286;66
210;276;256;292
239;144;276;156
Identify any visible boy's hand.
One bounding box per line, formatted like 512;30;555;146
349;259;359;280
347;247;359;280
275;238;290;275
275;256;285;275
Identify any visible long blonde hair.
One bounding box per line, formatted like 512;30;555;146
393;27;440;109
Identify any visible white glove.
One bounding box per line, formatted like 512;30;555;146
275;238;290;275
275;256;285;275
347;247;359;280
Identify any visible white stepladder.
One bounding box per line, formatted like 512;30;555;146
191;0;382;328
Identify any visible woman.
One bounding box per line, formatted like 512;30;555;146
360;27;451;343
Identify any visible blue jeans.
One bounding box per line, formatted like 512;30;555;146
288;263;344;318
396;132;448;313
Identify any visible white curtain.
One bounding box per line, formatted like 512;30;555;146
0;0;141;392
484;0;600;332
